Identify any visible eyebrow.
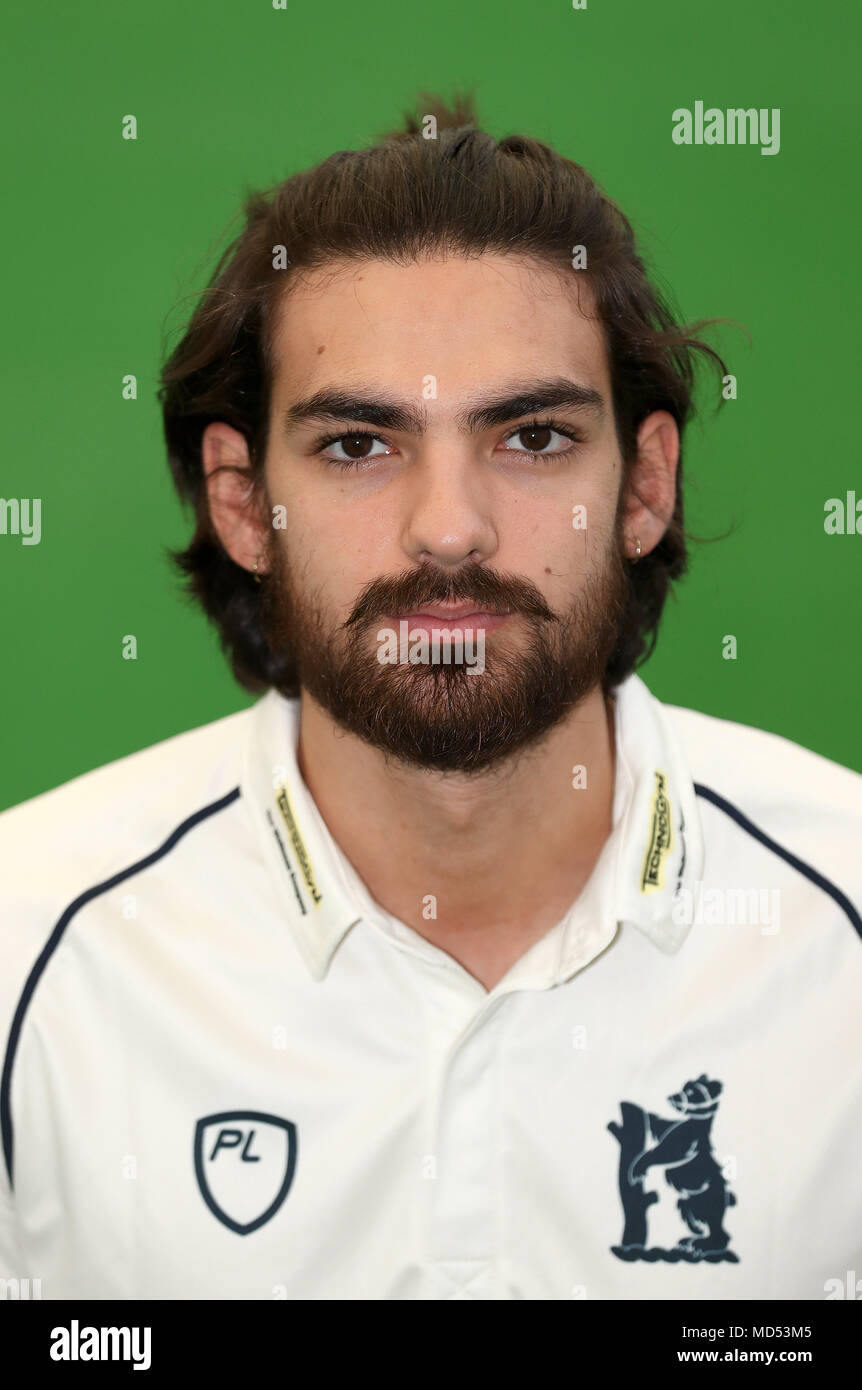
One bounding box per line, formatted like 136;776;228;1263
281;377;606;436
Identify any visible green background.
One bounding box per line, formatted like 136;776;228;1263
2;0;859;812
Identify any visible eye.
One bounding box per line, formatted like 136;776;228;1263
322;433;394;466
500;420;579;458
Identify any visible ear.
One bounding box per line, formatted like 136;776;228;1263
619;410;679;561
201;421;271;577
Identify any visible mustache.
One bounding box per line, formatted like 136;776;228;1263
343;560;557;629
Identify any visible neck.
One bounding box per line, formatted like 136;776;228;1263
295;684;617;991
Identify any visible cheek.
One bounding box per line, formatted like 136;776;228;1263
275;490;392;616
275;464;396;550
505;487;616;586
567;498;618;563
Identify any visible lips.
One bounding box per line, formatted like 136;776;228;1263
393;604;507;623
389;605;510;634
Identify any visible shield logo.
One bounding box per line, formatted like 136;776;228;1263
194;1110;298;1235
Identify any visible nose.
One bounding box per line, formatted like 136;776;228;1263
400;448;498;568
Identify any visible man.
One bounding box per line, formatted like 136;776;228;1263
1;95;860;1301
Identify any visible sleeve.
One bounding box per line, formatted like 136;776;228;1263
0;889;49;1288
0;1169;26;1283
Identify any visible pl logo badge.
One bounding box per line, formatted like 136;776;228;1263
194;1110;298;1235
608;1075;738;1263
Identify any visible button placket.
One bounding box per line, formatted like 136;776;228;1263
420;978;504;1298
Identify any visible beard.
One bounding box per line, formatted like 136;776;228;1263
259;531;631;775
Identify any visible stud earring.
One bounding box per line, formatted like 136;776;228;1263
630;536;642;562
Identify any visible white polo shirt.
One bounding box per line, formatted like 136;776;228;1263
1;672;860;1300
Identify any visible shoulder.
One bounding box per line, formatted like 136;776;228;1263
661;694;862;815
659;692;862;935
0;703;255;1020
0;701;253;865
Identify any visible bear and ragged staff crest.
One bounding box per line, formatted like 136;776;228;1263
608;1074;738;1263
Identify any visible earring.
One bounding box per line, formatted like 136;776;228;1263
253;553;262;584
630;536;641;563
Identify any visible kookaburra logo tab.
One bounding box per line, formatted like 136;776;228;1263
608;1075;738;1263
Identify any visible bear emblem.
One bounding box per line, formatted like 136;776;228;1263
607;1074;739;1263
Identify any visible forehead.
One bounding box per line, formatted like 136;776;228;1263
268;254;611;405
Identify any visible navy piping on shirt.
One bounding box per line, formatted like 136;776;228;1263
0;786;241;1189
694;782;862;940
3;781;859;1188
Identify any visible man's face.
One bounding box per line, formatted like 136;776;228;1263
259;253;630;773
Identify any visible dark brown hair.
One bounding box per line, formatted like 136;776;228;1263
159;90;730;696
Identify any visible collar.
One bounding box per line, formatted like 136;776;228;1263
239;673;705;984
555;672;706;978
